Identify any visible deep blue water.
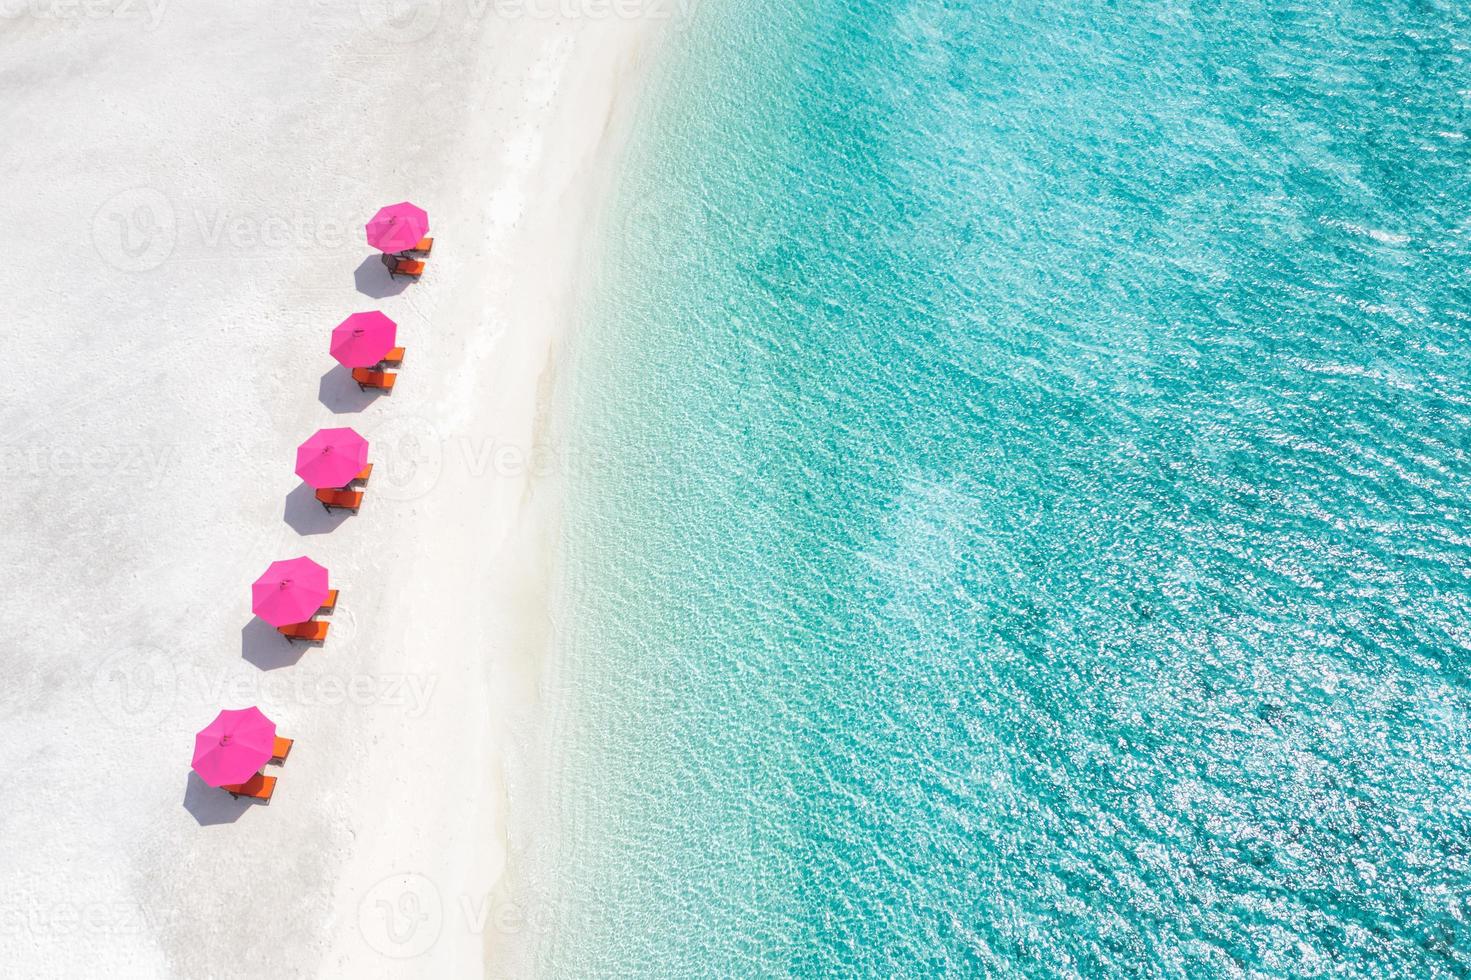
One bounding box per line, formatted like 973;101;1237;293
537;0;1471;974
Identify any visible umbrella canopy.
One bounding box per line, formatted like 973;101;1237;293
331;311;397;369
365;201;429;253
192;707;276;787
295;426;369;489
251;556;329;627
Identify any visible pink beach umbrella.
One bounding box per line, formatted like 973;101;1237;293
331;311;397;369
295;426;369;489
251;556;329;628
365;202;429;254
192;707;276;787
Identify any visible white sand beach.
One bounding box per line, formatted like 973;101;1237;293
0;2;675;975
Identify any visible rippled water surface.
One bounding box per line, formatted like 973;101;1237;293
535;0;1471;974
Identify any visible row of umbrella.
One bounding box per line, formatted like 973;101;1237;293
190;204;431;796
335;203;421;367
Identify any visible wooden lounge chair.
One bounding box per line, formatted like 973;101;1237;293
319;589;338;614
278;621;329;643
315;488;363;513
271;736;293;764
222;772;276;803
352;367;397;392
381;347;405;366
381;253;424;280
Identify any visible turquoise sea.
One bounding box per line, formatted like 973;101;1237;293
539;0;1471;974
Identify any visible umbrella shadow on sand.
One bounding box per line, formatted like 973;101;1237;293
283;483;352;536
182;772;254;826
318;366;380;414
353;255;410;299
241;618;307;671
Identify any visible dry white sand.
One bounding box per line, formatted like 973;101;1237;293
0;2;675;975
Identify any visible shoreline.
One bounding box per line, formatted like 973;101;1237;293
486;14;683;975
0;5;677;976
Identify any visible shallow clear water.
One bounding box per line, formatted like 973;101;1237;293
542;0;1471;974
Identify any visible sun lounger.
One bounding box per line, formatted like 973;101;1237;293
381;253;424;280
315;488;363;512
381;347;405;366
351;464;372;486
278;621;329;643
222;772;276;803
319;589;338;614
352;367;397;392
408;237;433;255
271;736;293;764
